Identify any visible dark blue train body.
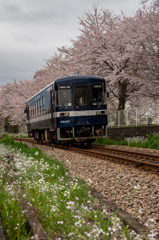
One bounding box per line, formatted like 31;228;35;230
25;75;107;145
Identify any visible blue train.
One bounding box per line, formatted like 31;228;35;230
25;75;107;146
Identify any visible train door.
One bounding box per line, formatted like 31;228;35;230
75;87;89;110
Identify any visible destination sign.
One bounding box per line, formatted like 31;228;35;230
59;85;71;89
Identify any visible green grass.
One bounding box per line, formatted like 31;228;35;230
0;187;30;240
0;133;31;138
0;138;153;239
107;124;158;128
0;134;9;137
94;137;128;146
94;133;159;150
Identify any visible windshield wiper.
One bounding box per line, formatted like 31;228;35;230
97;98;103;108
65;99;72;110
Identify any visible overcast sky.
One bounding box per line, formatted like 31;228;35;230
0;0;143;86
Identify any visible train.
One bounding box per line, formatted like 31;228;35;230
25;75;107;146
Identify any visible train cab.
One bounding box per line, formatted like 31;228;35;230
54;76;107;144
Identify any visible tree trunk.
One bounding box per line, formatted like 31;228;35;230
116;80;128;126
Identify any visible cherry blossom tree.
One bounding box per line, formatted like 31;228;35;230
127;5;159;99
0;79;39;127
55;5;158;112
55;6;145;111
141;0;159;7
33;68;52;88
45;51;78;80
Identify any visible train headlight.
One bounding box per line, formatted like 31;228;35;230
60;112;70;117
96;110;106;115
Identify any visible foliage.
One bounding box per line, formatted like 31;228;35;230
94;137;128;146
0;137;15;145
0;188;30;240
1;133;9;137
0;132;31;138
4;117;10;132
9;134;28;138
124;133;159;149
0;139;152;239
95;133;159;151
4;117;19;133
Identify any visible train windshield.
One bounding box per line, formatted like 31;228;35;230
76;89;87;106
57;88;72;107
92;84;104;105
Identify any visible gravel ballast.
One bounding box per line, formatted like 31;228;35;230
24;142;159;237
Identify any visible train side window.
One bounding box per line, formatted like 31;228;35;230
35;101;37;115
58;89;72;107
34;102;36;115
76;90;87;106
31;104;33;116
33;102;35;116
42;97;45;111
37;99;40;114
40;98;42;113
92;84;103;105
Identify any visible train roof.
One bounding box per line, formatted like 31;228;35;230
26;75;105;103
55;75;105;85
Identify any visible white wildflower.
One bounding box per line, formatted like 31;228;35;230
35;151;39;156
134;185;140;190
86;178;92;185
57;221;64;224
68;232;74;237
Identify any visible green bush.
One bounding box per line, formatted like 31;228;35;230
0;137;15;145
94;137;117;145
94;133;159;150
1;134;9;137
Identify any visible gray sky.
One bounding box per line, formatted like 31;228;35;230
0;0;142;86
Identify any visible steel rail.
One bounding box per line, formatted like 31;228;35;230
33;139;159;171
65;146;159;171
2;137;159;171
92;145;159;162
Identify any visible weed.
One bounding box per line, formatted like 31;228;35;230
94;133;159;151
0;139;156;239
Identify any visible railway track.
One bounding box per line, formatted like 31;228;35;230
7;137;159;172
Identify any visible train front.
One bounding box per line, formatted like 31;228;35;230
55;76;107;145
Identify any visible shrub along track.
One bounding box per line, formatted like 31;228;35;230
1;137;159;239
